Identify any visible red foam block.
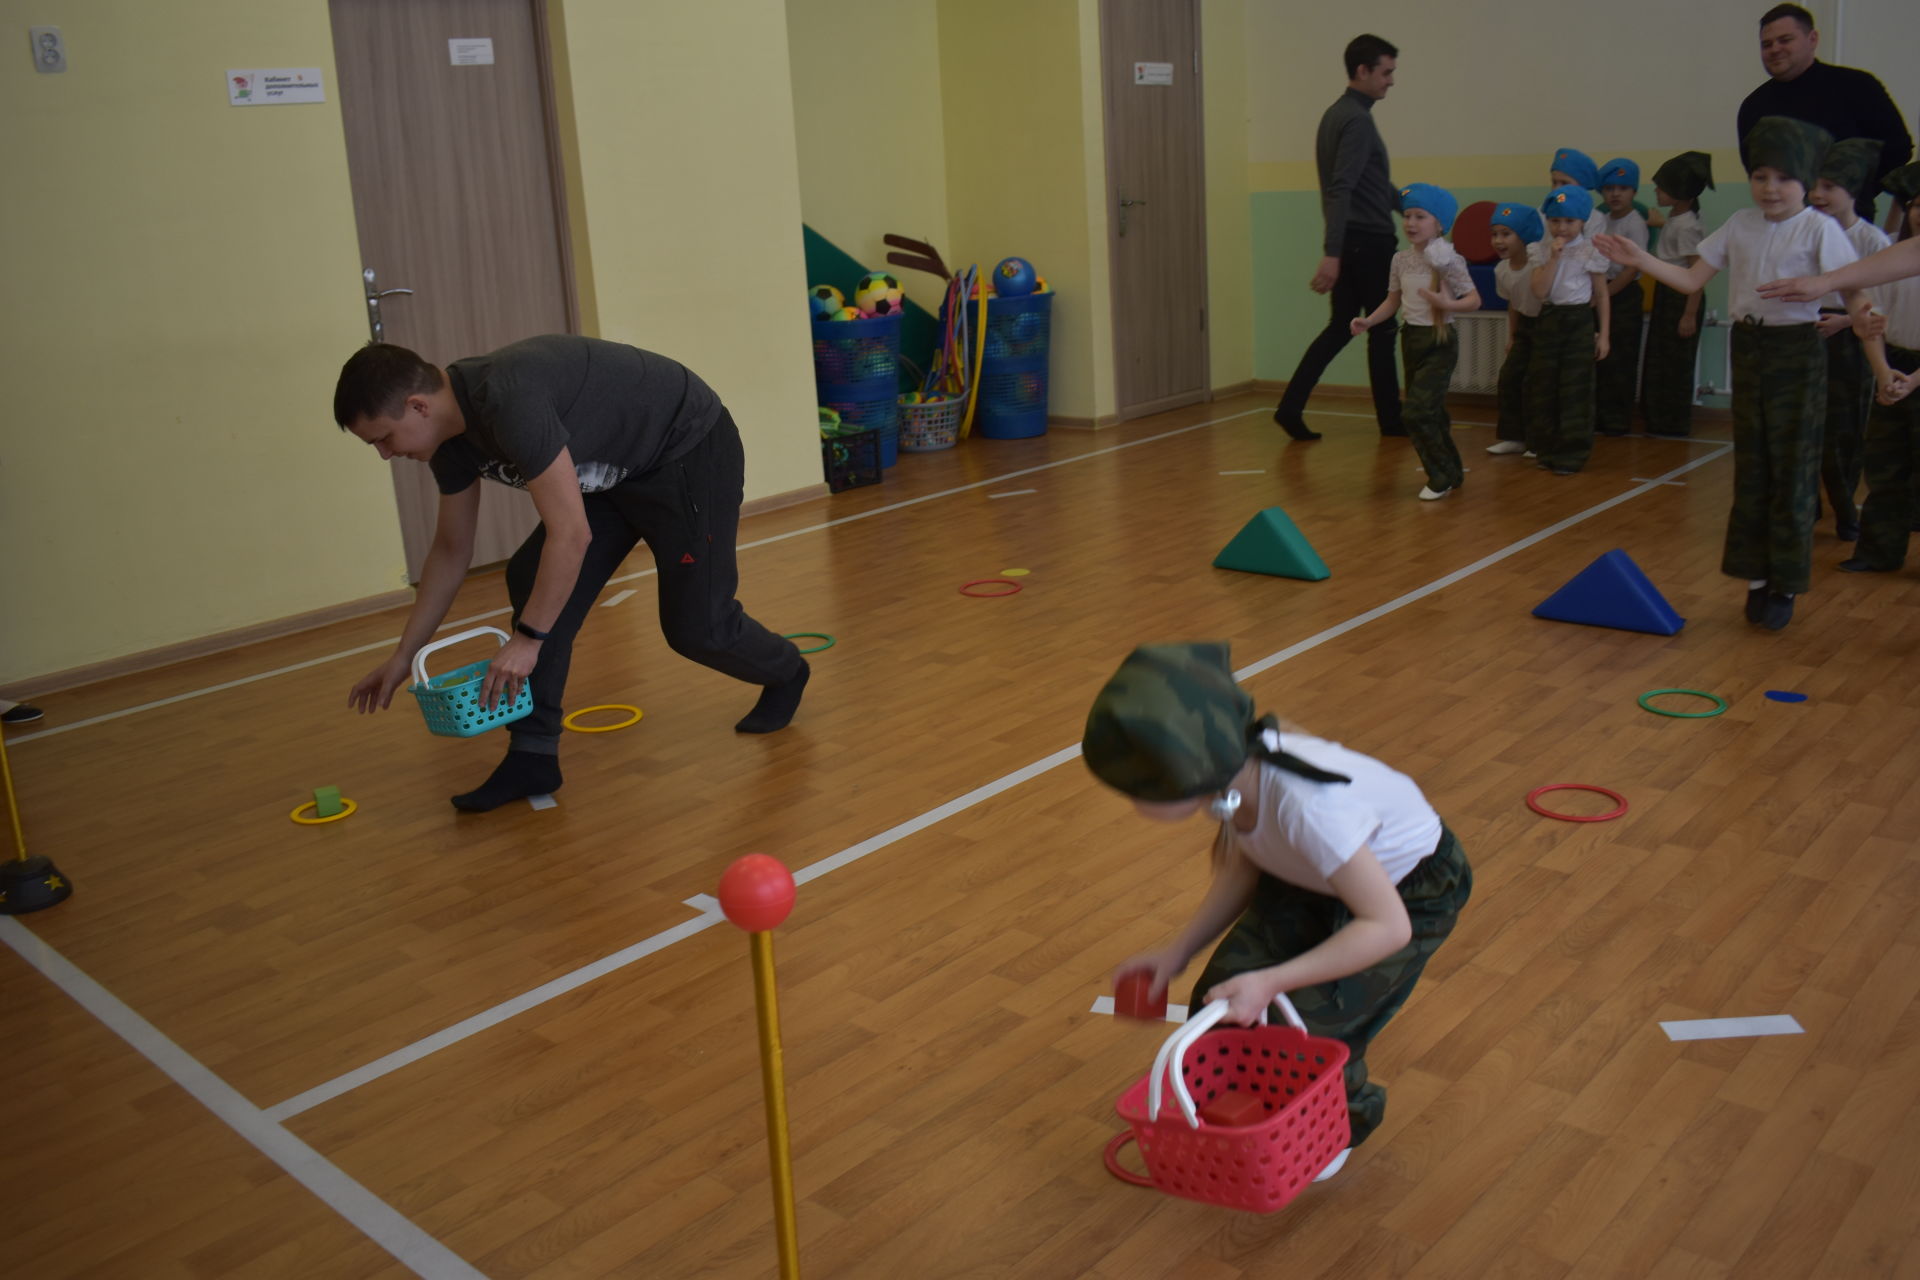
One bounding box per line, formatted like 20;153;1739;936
1114;969;1168;1021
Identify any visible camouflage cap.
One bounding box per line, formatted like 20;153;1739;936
1819;138;1884;199
1652;150;1715;201
1082;643;1255;801
1744;115;1832;190
1882;161;1920;206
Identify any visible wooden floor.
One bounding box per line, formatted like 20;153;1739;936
5;390;1919;1279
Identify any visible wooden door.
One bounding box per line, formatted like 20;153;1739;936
329;0;576;580
1100;0;1210;420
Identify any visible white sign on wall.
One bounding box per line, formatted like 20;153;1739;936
227;68;325;106
448;38;495;66
1134;61;1173;86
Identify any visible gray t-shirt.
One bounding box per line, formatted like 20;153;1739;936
431;335;723;495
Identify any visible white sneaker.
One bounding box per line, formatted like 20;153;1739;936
1418;485;1452;501
1486;440;1526;455
1314;1148;1352;1182
1523;450;1537;458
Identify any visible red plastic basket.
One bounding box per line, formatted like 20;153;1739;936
1105;995;1350;1212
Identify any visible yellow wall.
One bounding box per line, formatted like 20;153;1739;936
0;0;396;686
1201;0;1251;393
1;0;823;687
786;0;951;285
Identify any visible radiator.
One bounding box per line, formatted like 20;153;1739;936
1447;313;1506;394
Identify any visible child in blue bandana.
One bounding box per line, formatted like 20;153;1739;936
1487;204;1548;456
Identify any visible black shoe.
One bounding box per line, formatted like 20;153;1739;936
1273;407;1322;441
1760;591;1795;631
0;703;43;726
1838;557;1893;573
1836;521;1860;542
1378;425;1409;438
1645;429;1691;439
1598;428;1628;437
1745;585;1768;623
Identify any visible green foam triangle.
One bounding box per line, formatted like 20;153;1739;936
1212;507;1330;580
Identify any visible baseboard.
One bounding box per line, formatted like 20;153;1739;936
743;482;829;518
8;588;416;698
1210;380;1256;400
1047;413;1124;430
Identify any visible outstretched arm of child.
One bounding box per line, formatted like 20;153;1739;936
1761;238;1920;300
1591;274;1611;361
1351;290;1402;336
1115;845;1260;1002
1203;846;1412;1026
1595;233;1714;296
1679;264;1703;338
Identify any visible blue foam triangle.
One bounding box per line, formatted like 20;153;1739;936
1532;549;1685;636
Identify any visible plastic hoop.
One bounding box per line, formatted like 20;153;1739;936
290;797;358;825
1636;688;1728;718
1102;1130;1154;1187
563;704;644;733
959;579;1023;598
782;633;836;654
1526;783;1628;823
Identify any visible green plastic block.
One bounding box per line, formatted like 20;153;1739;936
313;785;344;818
1212;507;1330;581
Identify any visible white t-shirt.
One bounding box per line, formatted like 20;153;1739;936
1232;734;1443;894
1598;209;1649;280
1655;209;1705;265
1818;217;1892;311
1878;270;1920;351
1495;243;1548;317
1539;234;1608;305
1389;239;1477;327
1696;206;1857;326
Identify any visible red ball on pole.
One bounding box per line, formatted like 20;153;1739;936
718;853;797;932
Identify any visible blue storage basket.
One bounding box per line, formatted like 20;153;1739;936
812;313;902;384
819;378;900;467
969;290;1053;361
965;291;1053;439
408;627;534;738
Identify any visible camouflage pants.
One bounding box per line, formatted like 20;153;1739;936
1595;283;1645;434
1725;322;1825;594
1495;312;1536;443
1402;324;1464;491
1190;826;1473;1148
1855;344;1920;569
1820;323;1872;530
1526;304;1597;471
1643;283;1702;437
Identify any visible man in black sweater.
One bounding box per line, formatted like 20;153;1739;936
1736;4;1911;226
1274;34;1406;442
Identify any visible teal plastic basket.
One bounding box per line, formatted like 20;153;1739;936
408;627;534;738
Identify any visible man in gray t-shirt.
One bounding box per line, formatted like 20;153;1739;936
334;336;807;812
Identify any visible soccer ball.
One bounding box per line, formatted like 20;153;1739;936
854;272;905;317
809;284;844;320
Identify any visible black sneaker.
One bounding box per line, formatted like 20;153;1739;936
1273;408;1322;441
1745;585;1768;623
0;703;42;726
1836;521;1860;541
1760;592;1795;631
1838;558;1893;573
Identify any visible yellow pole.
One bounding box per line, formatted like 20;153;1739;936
959;270;988;439
750;929;801;1279
0;729;26;862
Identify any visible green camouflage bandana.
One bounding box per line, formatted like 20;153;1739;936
1744;115;1832;190
1876;160;1920;206
1082;643;1254;800
1652;150;1715;201
1819;138;1883;199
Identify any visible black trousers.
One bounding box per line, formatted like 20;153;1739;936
503;411;802;753
1276;231;1404;433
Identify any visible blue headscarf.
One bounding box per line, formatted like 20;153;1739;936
1398;182;1459;235
1490;202;1545;244
1599;157;1640;191
1551;147;1601;191
1542;184;1594;223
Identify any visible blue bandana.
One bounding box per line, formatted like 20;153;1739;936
1398;182;1459;235
1490;202;1545;244
1543;184;1594;223
1551;147;1601;191
1599;157;1640;191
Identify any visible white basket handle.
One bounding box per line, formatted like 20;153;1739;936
1147;993;1309;1129
410;626;511;689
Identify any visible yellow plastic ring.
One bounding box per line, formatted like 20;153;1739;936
290;797;358;825
563;704;644;733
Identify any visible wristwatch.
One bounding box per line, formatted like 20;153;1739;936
514;620;550;642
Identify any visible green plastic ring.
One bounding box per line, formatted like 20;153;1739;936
783;633;836;654
1636;688;1728;718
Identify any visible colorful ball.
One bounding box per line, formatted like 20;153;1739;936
717;853;796;932
831;306;861;321
809;284;844;319
854;272;905;317
994;257;1037;297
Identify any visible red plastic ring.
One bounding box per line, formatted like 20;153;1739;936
1103;1130;1154;1187
959;579;1023;598
1526;783;1628;823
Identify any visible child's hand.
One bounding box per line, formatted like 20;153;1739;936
1595;334;1611;361
1417;287;1443;310
1880;371;1916;405
1816;313;1852;339
1757;274;1828;304
1678;315;1698;339
1592;233;1636;266
1205;971;1279;1027
1349;316;1371;337
1113;948;1188;1002
1853;309;1888;342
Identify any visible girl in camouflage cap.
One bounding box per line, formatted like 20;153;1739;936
1083;643;1472;1163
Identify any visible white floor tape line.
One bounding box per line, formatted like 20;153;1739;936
988;489;1039;498
526;794;558;811
0;917;486;1280
283;444;1732;1114
18;410;1272;746
1090;995;1190;1022
599;588;638;608
1219;470;1267;475
1660;1015;1804;1041
1631;478;1687;486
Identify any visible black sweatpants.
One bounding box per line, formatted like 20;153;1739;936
503;411;802;753
1275;230;1405;434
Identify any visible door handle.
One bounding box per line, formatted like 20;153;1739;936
362;267;415;343
1117;189;1148;237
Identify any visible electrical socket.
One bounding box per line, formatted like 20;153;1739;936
29;26;65;74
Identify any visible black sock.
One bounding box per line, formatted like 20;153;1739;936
451;749;562;813
735;660;810;734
